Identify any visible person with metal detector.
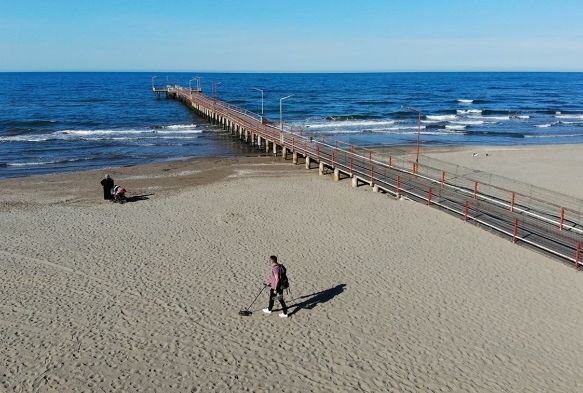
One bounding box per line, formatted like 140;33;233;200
263;255;288;318
239;284;268;317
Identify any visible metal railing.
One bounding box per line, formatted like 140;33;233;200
167;86;583;268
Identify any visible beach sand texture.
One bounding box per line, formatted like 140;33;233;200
1;151;583;392
423;144;583;199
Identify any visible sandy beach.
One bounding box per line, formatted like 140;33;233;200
1;147;583;392
421;144;583;199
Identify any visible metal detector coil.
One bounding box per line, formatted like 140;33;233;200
238;284;268;317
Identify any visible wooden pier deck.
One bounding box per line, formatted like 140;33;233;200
156;85;583;270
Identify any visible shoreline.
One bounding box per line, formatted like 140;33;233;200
0;155;306;210
2;143;583;204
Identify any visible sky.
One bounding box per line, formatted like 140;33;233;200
1;0;583;72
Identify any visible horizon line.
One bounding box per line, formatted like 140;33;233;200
2;69;583;74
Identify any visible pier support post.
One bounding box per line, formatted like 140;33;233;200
282;147;287;160
265;140;270;153
292;151;298;165
305;156;311;170
373;185;379;192
333;168;340;181
352;176;358;188
273;142;277;155
319;162;325;176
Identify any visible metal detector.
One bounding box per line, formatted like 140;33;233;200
239;284;268;316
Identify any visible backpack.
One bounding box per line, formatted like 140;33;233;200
278;264;290;291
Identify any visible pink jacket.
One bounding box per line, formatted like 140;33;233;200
270;264;281;290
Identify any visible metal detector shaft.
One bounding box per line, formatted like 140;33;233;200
245;284;268;311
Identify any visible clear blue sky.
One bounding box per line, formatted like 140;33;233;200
1;0;582;72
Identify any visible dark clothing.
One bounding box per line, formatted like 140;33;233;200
100;178;114;200
268;288;288;315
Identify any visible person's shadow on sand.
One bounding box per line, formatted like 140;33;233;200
286;284;346;317
125;194;154;203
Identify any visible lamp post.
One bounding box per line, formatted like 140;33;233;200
151;76;158;90
195;76;202;92
404;106;423;164
279;94;294;131
211;81;222;98
189;78;196;96
252;88;264;117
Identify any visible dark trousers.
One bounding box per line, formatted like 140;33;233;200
268;288;287;315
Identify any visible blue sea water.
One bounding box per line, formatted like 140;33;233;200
1;72;583;178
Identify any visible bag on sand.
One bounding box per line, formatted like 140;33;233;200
278;264;290;292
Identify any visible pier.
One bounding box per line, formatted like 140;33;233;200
157;85;583;269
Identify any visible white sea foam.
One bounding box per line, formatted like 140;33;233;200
480;116;510;121
7;161;59;167
57;128;201;136
161;124;198;130
559;121;583;125
451;120;484;126
457;99;474;104
536;123;553;128
6;158;85;166
0;128;202;142
516;115;530;119
456;109;482;115
445;124;466;131
306;120;396;129
525;133;581;138
555;114;583;120
365;126;426;132
319;125;426;135
0;134;53;142
426;115;457;121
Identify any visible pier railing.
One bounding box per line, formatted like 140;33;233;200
163;85;583;268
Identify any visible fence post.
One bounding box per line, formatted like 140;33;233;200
474;181;479;200
576;242;581;270
413;162;417;177
428;187;433;206
396;175;401;195
389;156;392;168
511;192;515;212
441;171;446;190
350;145;355;174
513;219;519;243
560;208;565;230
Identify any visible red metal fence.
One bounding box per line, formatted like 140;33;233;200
168;86;583;269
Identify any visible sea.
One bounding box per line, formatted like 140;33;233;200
1;72;583;178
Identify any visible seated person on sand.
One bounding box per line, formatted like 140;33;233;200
100;174;114;200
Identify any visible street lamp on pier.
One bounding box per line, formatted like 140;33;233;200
279;95;294;131
211;81;222;98
195;76;202;92
253;87;264;122
189;78;196;96
151;76;158;91
403;106;423;164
